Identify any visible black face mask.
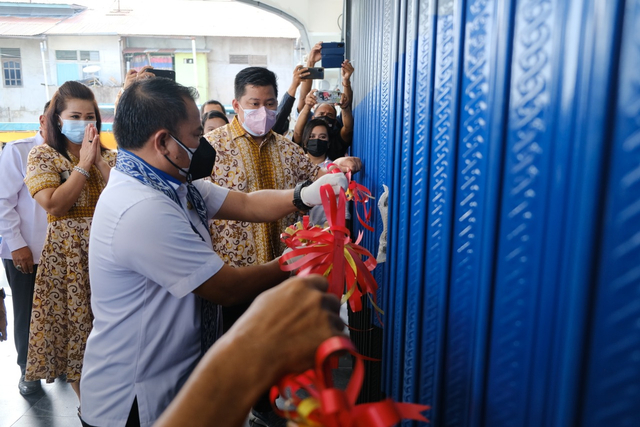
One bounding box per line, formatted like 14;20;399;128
306;138;329;157
166;135;217;182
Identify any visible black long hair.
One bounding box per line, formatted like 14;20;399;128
301;118;331;151
44;81;102;160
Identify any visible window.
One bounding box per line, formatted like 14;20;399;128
55;49;101;85
56;50;101;61
249;55;267;66
229;54;267;66
80;50;100;61
229;54;249;64
1;48;22;87
56;50;78;60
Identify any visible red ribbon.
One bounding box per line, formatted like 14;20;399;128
326;163;374;232
280;184;380;313
271;336;430;426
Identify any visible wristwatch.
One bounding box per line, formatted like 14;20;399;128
293;180;313;212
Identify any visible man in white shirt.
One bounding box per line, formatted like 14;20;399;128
80;78;347;427
0;102;49;395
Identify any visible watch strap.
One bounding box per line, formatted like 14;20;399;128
293;180;313;212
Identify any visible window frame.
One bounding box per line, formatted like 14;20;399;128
1;48;23;88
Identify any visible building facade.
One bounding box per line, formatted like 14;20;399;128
0;1;299;122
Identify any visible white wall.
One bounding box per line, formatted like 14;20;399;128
126;36;205;50
1;34;296;122
0;38;50;122
204;37;295;106
0;35;123;121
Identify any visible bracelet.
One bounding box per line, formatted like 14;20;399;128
293;180;313;212
73;166;90;179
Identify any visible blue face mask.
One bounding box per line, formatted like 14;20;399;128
60;119;96;144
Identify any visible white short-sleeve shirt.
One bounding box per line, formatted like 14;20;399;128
81;168;229;427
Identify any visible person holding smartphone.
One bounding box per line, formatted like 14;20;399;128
292;58;355;160
270;64;311;136
292;44;354;159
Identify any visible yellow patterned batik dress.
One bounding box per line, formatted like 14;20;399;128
23;144;117;382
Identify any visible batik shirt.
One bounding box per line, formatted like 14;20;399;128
205;117;319;266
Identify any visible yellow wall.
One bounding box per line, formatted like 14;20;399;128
175;53;208;101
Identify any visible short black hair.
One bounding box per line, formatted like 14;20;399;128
201;110;229;127
234;67;278;101
114;78;199;150
200;99;225;116
43;101;50;115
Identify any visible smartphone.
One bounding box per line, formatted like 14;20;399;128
321;42;345;68
148;68;176;80
316;90;342;104
301;67;324;80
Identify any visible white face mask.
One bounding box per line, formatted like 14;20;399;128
59;119;95;144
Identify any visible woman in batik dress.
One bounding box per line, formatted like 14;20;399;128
23;81;116;402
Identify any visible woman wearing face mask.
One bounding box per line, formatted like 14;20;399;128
23;81;116;403
302;118;332;168
301;119;350;227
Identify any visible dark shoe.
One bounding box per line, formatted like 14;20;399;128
249;408;288;427
18;374;42;396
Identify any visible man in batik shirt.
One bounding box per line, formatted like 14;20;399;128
204;66;359;427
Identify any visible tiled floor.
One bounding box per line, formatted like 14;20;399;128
0;264;80;427
0;262;351;427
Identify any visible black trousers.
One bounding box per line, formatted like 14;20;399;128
3;258;37;373
80;397;140;427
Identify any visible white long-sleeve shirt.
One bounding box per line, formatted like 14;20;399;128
0;133;48;263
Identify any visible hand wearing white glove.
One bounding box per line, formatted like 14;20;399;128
300;173;349;207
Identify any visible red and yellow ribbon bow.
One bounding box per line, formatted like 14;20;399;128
271;336;430;426
280;184;380;313
326;163;374;232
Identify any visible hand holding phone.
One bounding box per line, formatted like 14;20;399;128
316;90;342;104
148;68;176;81
301;67;324;80
321;42;345;69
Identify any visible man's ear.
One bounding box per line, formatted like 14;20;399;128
231;99;240;115
152;130;171;156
